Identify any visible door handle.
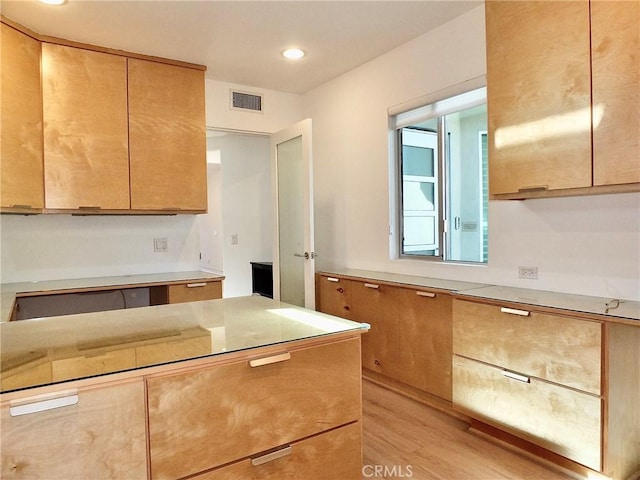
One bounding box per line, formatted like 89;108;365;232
293;252;310;259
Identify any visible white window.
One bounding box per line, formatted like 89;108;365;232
390;86;488;263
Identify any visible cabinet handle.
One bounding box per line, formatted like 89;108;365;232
364;283;379;289
249;352;291;368
501;370;530;384
78;206;101;210
500;307;530;317
251;445;292;466
327;277;340;283
9;204;32;209
186;282;207;288
10;394;79;417
416;291;436;298
517;185;548;193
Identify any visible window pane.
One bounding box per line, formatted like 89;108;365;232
444;104;487;263
402;145;434;177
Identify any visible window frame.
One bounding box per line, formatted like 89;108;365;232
388;77;487;264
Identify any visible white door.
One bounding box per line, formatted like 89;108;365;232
271;118;315;308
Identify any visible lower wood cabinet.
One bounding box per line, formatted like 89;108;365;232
167;281;222;303
146;338;362;480
316;273;453;402
453;298;640;480
0;379;147;480
192;422;362;480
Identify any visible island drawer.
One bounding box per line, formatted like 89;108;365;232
453;299;602;394
453;355;602;470
191;422;362;480
147;337;362;480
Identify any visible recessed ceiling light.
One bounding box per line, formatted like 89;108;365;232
282;48;305;60
38;0;67;5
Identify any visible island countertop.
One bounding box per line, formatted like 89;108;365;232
0;295;368;394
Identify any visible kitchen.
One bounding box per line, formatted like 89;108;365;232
1;1;639;480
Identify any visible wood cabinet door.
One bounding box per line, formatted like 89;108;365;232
42;43;130;210
316;275;352;319
486;1;592;195
128;59;207;211
350;280;400;378
1;23;44;210
396;288;452;401
1;380;147;479
147;338;361;479
591;0;640;186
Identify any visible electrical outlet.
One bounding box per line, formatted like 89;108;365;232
231;233;238;245
518;266;538;280
153;237;168;253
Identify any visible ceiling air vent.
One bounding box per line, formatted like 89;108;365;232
230;90;263;113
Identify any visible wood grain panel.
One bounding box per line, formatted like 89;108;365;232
486;1;592;195
591;0;640;186
605;323;640;480
128;58;207;211
397;288;452;401
453;355;602;471
1;380;147;479
193;422;362;480
351;281;400;378
166;281;222;304
1;23;44;210
453;299;601;394
316;275;353;319
42;43;130;209
147;338;361;479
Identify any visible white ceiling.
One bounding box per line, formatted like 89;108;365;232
1;0;481;94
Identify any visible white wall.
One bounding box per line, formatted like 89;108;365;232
0;214;200;283
206;133;273;298
303;5;640;301
206;79;302;134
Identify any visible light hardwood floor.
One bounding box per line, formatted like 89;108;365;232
362;380;574;480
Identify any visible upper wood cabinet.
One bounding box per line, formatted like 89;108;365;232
486;0;640;198
42;43;130;210
591;0;640;186
128;59;207;212
0;23;44;212
486;1;592;196
0;18;207;215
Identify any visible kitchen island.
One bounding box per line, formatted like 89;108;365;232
0;295;368;479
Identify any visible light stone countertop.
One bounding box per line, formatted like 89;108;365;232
0;271;225;322
0;295;367;394
318;268;640;324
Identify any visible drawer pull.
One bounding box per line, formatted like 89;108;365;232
249;352;291;368
186;282;207;288
416;291;436;298
10;394;78;417
327;277;340;283
500;307;530;317
364;283;379;289
501;370;530;383
251;445;292;466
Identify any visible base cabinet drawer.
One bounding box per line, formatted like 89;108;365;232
453;355;602;470
147;338;362;479
167;281;222;304
192;422;362;480
453;299;602;394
